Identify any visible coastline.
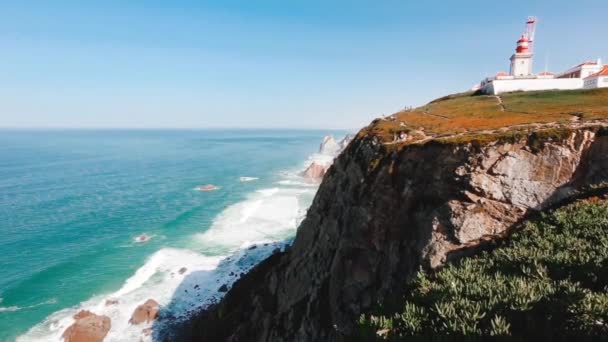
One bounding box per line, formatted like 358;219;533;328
14;133;351;342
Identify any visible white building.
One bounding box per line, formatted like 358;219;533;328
558;60;603;79
480;17;605;95
584;65;608;89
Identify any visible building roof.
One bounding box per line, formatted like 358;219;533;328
557;61;602;77
586;65;608;79
496;72;509;77
538;71;555;76
576;61;599;68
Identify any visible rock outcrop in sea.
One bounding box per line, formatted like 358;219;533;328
129;299;159;325
62;310;111;342
301;135;354;182
177;122;608;341
301;162;328;180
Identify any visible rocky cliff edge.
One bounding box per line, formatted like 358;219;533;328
177;90;608;341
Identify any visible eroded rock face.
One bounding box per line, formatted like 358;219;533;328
62;310;111;342
301;162;329;181
180;126;608;342
319;135;340;155
129;299;159;325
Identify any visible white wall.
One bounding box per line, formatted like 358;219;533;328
484;78;583;95
583;76;608;89
584;77;599;89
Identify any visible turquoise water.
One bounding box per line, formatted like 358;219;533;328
0;129;339;341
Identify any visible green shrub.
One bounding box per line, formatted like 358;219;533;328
356;199;608;339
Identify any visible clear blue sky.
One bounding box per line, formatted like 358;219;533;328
1;0;607;129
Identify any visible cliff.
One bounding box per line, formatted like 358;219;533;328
177;89;608;341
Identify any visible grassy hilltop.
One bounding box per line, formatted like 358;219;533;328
363;88;608;145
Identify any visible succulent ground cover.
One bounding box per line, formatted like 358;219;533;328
356;196;608;339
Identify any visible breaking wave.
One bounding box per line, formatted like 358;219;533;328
18;135;349;342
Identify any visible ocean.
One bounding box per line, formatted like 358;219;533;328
0;129;345;341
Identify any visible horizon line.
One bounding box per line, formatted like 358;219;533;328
0;126;358;131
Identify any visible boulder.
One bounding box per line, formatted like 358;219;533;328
302;162;328;180
338;134;354;151
62;310;111;342
104;299;118;306
319;135;340;155
129;299;159;325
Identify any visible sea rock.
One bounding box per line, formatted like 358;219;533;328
62;310;111;342
178;267;187;275
302;162;329;180
218;284;228;292
197;184;218;191
129;299;159;325
134;234;150;243
319;135;340;155
338;134;355;151
104;299;118;306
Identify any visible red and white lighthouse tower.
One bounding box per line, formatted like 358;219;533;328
510;17;537;77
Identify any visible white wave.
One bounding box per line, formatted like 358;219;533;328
17;246;285;342
20;182;315;342
18;249;225;342
0;305;20;312
239;176;258;182
19;134;350;342
275;179;317;187
196;187;308;250
0;299;57;313
256;187;280;196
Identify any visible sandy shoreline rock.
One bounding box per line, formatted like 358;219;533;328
129;299;160;325
104;299;118;306
302;162;329;181
62;310;111;342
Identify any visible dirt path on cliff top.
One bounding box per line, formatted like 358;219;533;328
376;89;608;146
383;118;607;146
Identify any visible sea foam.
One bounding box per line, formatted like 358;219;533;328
18;134;348;342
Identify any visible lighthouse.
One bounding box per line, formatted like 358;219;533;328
509;17;536;77
509;35;534;77
480;16;604;94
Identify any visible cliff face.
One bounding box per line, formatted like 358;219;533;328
181;124;608;341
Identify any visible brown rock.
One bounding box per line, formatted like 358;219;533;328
301;162;328;180
62;310;111;342
72;310;94;320
129;299;159;325
104;299;118;306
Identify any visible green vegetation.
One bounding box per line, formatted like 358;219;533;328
355;198;608;339
502;89;608;120
361;88;608;144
